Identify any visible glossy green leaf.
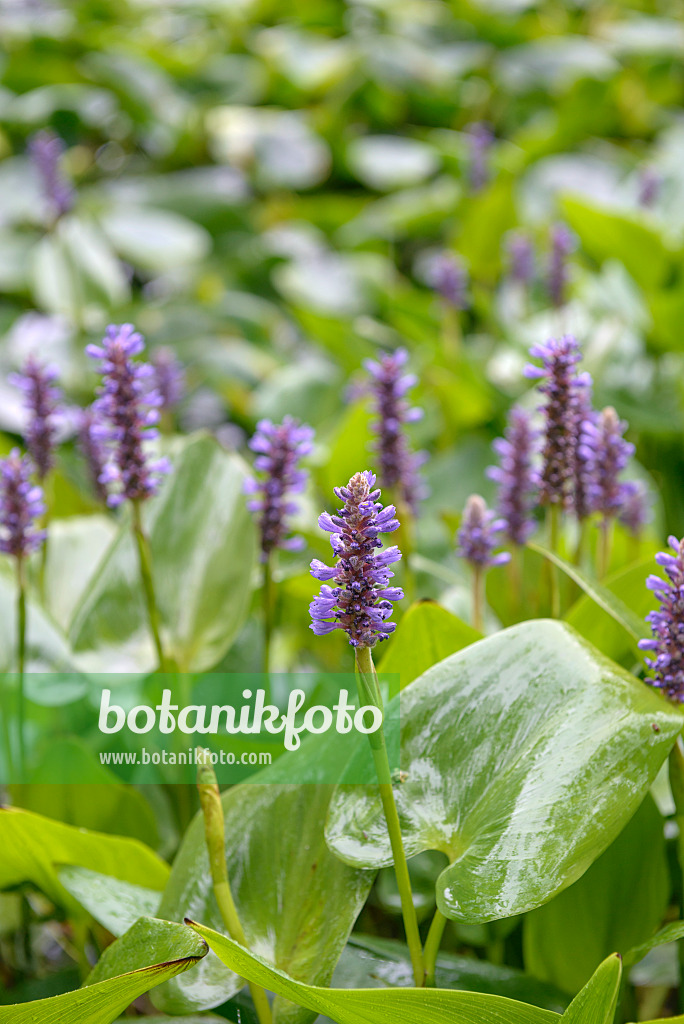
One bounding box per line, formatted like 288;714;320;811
154;782;374;1020
0;922;206;1024
44;516;118;633
560;955;621;1023
528;543;644;645
334;936;568;1013
0;807;169;915
325;620;683;922
188;921;559;1024
523;795;669;993
58;865;161;936
377;601;481;688
69;433;257;672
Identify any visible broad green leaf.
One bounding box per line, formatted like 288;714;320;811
561;195;671;290
334;936;568;1013
0;565;74;672
187;921;559;1024
325;620;683;922
58;865;161;936
624;920;684;970
377;602;481;688
560;955;621;1023
69;433;257;673
44;516;118;633
316;401;373;505
0;922;206;1024
100;206;212;271
154;782;374;1020
528;543;644;645
523;795;669;993
0;807;168;915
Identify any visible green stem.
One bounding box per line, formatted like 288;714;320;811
597;518;612;580
547;505;561;618
355;646;424;986
197;749;272;1024
263;553;275;676
424;908;447;987
472;566;484;633
442;304;461;361
397;502;417;606
573;518;588;567
131;501;169;673
16;557;26;782
669;741;684;1015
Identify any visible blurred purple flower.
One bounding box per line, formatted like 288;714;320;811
86;324;170;508
151;347;185;411
466;122;494;192
0;449;46;558
547;223;575;308
524;335;591;508
639;536;684;701
638;167;661;209
619;480;652;538
572;382;597;521
9;354;62;481
426;252;468;310
457;494;510;569
78;406;109;506
245;416;314;560
487;407;539;545
309;470;402;648
29;129;74;222
581;407;635;520
364;347;427;514
505;231;535;285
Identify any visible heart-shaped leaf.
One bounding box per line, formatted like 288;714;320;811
187;921;559;1024
69;433;257;673
560;955;621;1023
0;921;206;1024
377;601;480;688
523;795;669;993
325;620;683;922
153;782;374;1020
0;807;169;915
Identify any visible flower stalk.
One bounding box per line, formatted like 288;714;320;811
196;748;273;1024
131;500;169;673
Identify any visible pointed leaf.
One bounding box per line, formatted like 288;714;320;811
560;955;622;1023
377;601;481;688
325;620;683;922
0;924;206;1024
187;921;559;1024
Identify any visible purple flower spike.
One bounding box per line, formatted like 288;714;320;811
466;122;494;192
78;406;109;506
309;471;403;648
638;167;661;209
245;416;314;560
0;449;46;558
582;406;635;520
548;223;575;308
29;129;74;222
151;347;185;411
505;231;535;285
572;382;597;521
524;335;591;508
9;354;62;481
364;347;427;514
457;494;510;569
487;407;539;545
426;252;468;310
639;536;684;701
86;324;171;508
619;480;652;538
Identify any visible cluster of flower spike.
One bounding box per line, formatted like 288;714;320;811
640;536;684;702
245;417;314;560
0;450;46;559
10;354;62;482
309;471;403;648
29;129;74;222
457;495;510;570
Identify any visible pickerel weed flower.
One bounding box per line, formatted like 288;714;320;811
151;347;185;411
426;252;468;310
487;407;539;545
309;471;403;648
638;167;661;209
78;406;109;505
0;449;46;558
466;122;494;192
572;383;597;521
505;231;535;285
639;536;684;701
9;355;62;481
457;494;510;569
364;348;426;514
581;406;635;520
245;417;314;559
86;324;170;508
29;129;74;222
619;480;651;537
524;336;591;508
548;223;574;308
